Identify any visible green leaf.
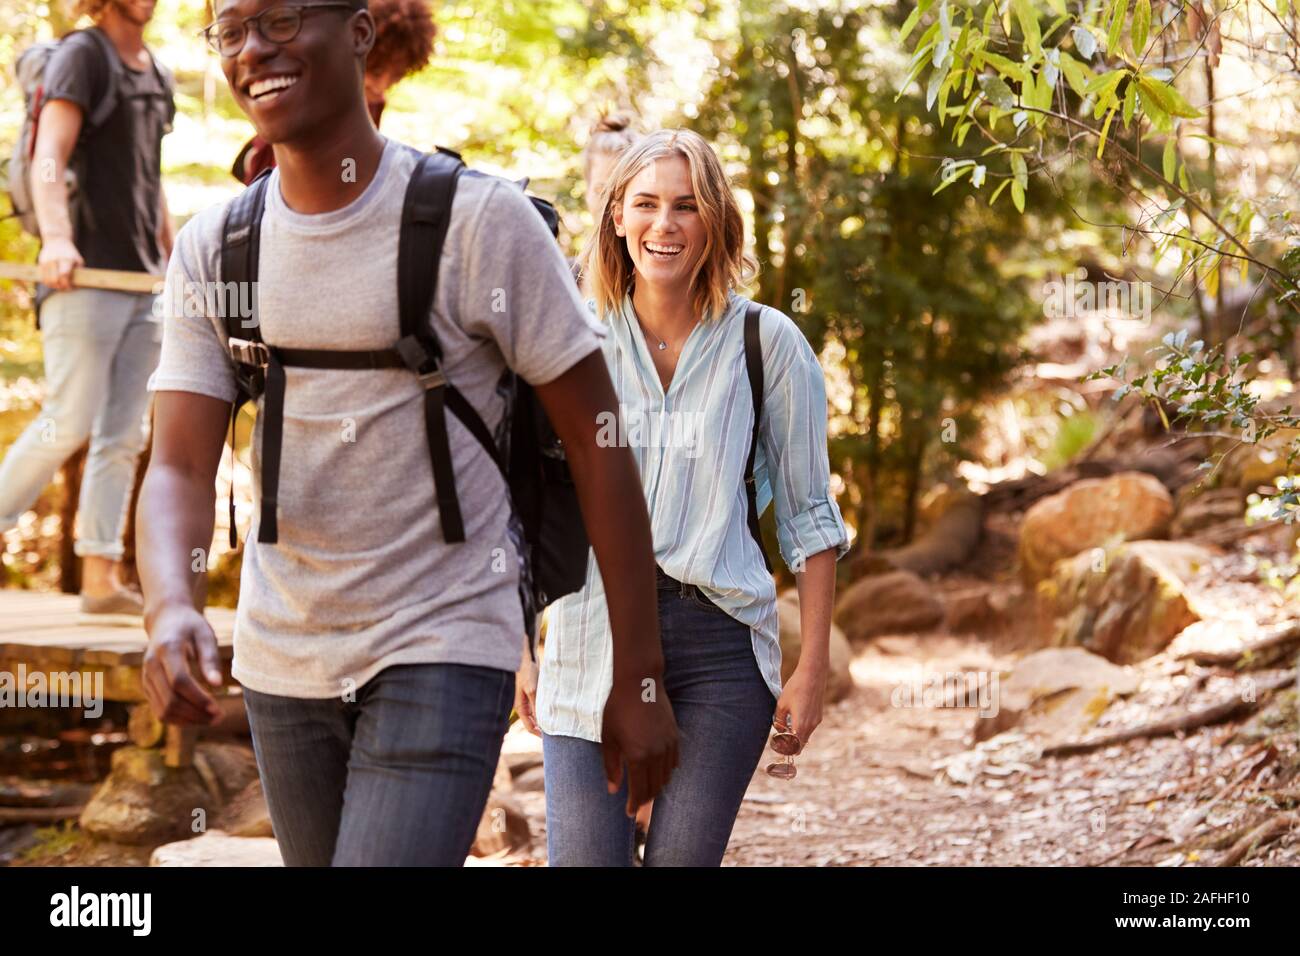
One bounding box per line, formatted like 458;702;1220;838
1085;68;1125;96
1122;79;1136;127
1011;151;1028;189
1011;179;1026;212
926;59;952;110
1281;0;1290;17
1132;0;1151;54
978;73;1017;110
1013;0;1041;55
989;178;1011;206
1097;103;1117;158
1091;72;1124;119
1138;76;1202;118
934;160;974;194
1072;25;1097;60
1141;89;1172;132
1107;0;1129;54
1162;135;1177;181
1059;52;1095;96
899;0;935;41
1179;162;1190;190
979;50;1028;82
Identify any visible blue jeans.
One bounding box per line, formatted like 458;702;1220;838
0;289;160;560
543;568;777;866
242;662;515;866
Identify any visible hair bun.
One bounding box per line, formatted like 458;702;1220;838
593;111;634;135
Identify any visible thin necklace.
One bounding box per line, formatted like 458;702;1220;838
631;300;670;351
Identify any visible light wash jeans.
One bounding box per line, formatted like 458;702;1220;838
0;289;161;561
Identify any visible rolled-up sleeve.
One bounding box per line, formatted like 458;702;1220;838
755;308;851;570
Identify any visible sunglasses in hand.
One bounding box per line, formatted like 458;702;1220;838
765;716;803;780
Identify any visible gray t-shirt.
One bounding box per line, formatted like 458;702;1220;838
147;137;606;698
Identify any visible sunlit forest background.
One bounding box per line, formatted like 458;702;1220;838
4;0;1300;869
1;0;1298;593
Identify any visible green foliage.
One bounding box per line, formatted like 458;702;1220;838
894;0;1298;320
1092;331;1300;520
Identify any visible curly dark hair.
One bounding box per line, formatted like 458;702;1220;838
367;0;436;80
75;0;113;20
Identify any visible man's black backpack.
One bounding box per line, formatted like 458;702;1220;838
218;148;592;650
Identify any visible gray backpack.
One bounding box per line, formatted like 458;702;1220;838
7;28;153;237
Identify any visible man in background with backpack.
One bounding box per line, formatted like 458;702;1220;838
0;0;174;621
136;0;678;866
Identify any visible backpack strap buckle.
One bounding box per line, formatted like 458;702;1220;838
395;334;446;389
229;337;271;368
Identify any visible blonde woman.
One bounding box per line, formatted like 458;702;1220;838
527;129;849;866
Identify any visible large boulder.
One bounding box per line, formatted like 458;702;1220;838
1040;540;1214;664
79;747;215;846
834;570;945;642
943;583;1018;635
776;589;854;703
79;742;259;846
1019;471;1174;583
973;647;1140;743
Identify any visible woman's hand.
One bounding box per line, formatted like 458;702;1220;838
774;657;827;748
514;641;541;736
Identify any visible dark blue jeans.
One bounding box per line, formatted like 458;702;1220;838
543;568;777;866
242;662;514;866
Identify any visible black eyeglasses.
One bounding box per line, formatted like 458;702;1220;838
201;3;356;57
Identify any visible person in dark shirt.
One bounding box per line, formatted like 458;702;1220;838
231;0;436;184
0;0;174;622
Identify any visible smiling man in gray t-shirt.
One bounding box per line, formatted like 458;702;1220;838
136;0;678;866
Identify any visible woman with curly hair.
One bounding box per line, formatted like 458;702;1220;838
231;0;436;184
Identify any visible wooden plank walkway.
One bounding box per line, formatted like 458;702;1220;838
0;588;237;703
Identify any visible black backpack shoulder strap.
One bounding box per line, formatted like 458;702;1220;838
77;27;125;131
396;148;504;543
219;171;274;547
220;169;270;344
743;301;773;572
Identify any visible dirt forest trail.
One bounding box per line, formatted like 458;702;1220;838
502;629;1299;867
493;530;1300;868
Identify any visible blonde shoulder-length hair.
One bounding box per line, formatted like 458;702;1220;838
580;129;758;324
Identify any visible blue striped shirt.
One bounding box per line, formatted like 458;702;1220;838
535;291;850;742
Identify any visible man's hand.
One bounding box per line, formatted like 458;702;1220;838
137;390;231;726
142;602;224;725
37;235;83;290
30;97;83;288
601;677;679;816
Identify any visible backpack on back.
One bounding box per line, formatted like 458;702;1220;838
7;27;174;238
218;148;589;655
